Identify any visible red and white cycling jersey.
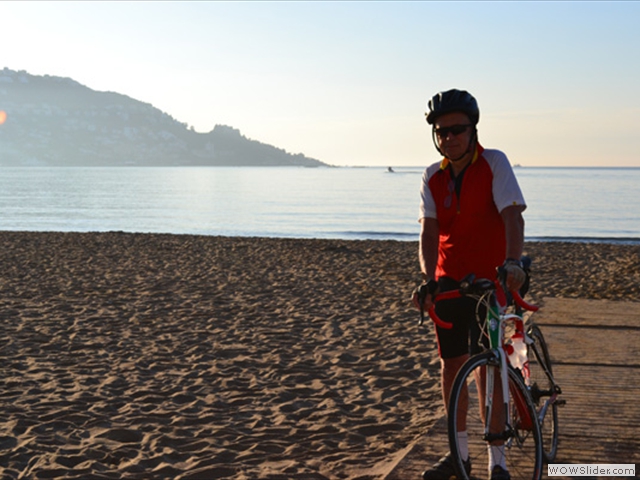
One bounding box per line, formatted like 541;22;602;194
419;144;526;282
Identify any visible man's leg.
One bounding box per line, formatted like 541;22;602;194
423;283;475;480
442;354;469;420
443;355;470;462
476;364;509;477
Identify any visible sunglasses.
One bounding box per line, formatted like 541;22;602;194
434;124;472;139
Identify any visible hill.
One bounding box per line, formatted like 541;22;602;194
0;68;327;167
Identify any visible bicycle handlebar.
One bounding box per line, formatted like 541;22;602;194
511;289;539;312
422;279;538;329
427;305;454;329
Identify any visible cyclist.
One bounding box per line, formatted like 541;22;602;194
414;89;527;480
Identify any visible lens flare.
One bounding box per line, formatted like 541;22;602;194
0;110;6;125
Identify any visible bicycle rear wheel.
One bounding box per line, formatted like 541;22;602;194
448;351;543;480
527;323;559;462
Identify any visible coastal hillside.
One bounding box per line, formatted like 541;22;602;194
0;68;326;167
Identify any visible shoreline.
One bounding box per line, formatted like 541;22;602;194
0;232;637;479
525;236;640;246
1;230;640;247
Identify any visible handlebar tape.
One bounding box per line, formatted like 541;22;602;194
511;290;539;312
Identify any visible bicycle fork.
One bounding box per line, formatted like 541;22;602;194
482;349;515;443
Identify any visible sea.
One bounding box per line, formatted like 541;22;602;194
0;166;638;244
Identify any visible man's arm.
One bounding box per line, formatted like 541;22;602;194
414;217;440;311
501;205;526;290
501;205;525;259
419;217;439;281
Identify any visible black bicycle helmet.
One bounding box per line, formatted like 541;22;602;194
425;89;479;125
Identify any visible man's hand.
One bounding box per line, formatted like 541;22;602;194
503;259;526;292
412;279;439;312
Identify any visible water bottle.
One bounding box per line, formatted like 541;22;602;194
507;327;530;385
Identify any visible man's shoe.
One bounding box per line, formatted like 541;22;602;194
490;465;511;480
422;452;471;480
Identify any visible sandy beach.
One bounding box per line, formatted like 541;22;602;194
1;232;638;479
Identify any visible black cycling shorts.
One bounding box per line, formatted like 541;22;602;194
433;277;488;359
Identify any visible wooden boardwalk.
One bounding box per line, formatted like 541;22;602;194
383;297;640;480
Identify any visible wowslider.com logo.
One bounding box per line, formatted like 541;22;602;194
548;464;635;477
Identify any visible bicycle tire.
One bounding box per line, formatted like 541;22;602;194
448;351;543;480
527;323;559;462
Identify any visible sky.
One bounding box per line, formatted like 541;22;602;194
1;1;639;167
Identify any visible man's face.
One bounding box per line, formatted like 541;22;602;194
434;112;474;161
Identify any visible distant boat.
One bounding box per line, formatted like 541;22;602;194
387;167;395;173
513;163;522;168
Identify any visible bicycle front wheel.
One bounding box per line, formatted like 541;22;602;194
448;351;543;480
527;323;559;462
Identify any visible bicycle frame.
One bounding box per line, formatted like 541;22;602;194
483;288;535;442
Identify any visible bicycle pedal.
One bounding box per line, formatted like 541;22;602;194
555;399;567;406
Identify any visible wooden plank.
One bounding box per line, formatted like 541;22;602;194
535;297;640;329
539;326;640;366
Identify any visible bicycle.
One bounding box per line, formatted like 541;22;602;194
419;264;562;480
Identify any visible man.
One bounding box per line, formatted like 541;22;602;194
414;89;527;480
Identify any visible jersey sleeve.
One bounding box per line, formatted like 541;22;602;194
419;164;439;220
484;149;527;213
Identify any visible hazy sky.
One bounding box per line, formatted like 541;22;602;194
2;1;639;167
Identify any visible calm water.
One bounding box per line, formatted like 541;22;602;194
0;166;638;243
